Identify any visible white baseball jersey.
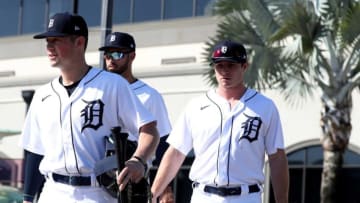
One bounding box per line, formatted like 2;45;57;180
167;88;284;186
20;67;155;176
127;79;171;141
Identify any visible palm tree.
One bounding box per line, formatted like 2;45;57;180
204;0;360;202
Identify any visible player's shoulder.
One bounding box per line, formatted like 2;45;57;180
35;76;58;93
184;90;213;110
131;80;152;90
29;77;59;103
131;80;162;96
244;88;277;107
84;67;128;85
88;67;120;79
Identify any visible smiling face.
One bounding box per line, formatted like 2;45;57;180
45;36;82;68
214;61;248;90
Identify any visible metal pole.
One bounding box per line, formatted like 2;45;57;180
72;0;78;14
99;0;114;69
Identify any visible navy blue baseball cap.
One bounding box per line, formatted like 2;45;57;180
211;40;247;64
98;32;136;51
33;12;88;39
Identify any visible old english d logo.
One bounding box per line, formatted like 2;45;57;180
239;113;262;142
81;99;104;132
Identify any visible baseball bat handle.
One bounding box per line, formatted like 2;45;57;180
111;126;129;203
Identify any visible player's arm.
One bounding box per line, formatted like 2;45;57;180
117;121;160;190
268;149;289;203
135;121;160;163
23;150;45;203
151;146;186;202
153;135;175;203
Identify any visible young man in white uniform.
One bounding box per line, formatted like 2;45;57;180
151;40;289;203
20;12;159;203
99;32;174;202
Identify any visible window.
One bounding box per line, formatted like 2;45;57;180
78;0;102;27
133;0;161;22
49;0;73;17
22;0;46;34
0;0;20;37
113;0;132;24
268;145;360;203
164;0;193;19
195;0;214;16
0;0;216;38
0;0;73;37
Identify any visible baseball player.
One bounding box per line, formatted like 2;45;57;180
151;40;289;203
19;12;159;203
99;32;174;202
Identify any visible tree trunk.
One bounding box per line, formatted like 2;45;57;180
320;96;352;203
320;150;343;203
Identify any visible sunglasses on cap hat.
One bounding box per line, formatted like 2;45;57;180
103;51;130;60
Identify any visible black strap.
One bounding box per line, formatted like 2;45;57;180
249;184;260;193
193;182;260;197
52;173;91;186
204;185;242;196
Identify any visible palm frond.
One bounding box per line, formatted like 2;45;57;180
340;2;360;44
245;0;280;41
270;0;324;54
245;45;284;89
339;36;360;81
279;75;315;106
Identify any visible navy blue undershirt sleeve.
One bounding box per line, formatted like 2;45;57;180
23;150;45;202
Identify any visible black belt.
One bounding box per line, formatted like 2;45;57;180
193;182;260;197
52;173;92;186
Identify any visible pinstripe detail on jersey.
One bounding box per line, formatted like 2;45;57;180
205;92;223;186
131;83;146;91
50;81;70;173
70;102;82;174
244;90;257;102
50;81;62;125
41;94;52;102
227;116;234;185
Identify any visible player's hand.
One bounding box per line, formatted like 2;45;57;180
117;158;145;191
159;186;175;203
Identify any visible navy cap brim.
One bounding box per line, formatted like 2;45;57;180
98;45;134;51
212;57;241;64
33;31;69;39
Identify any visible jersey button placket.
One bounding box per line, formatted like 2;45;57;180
217;112;233;185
